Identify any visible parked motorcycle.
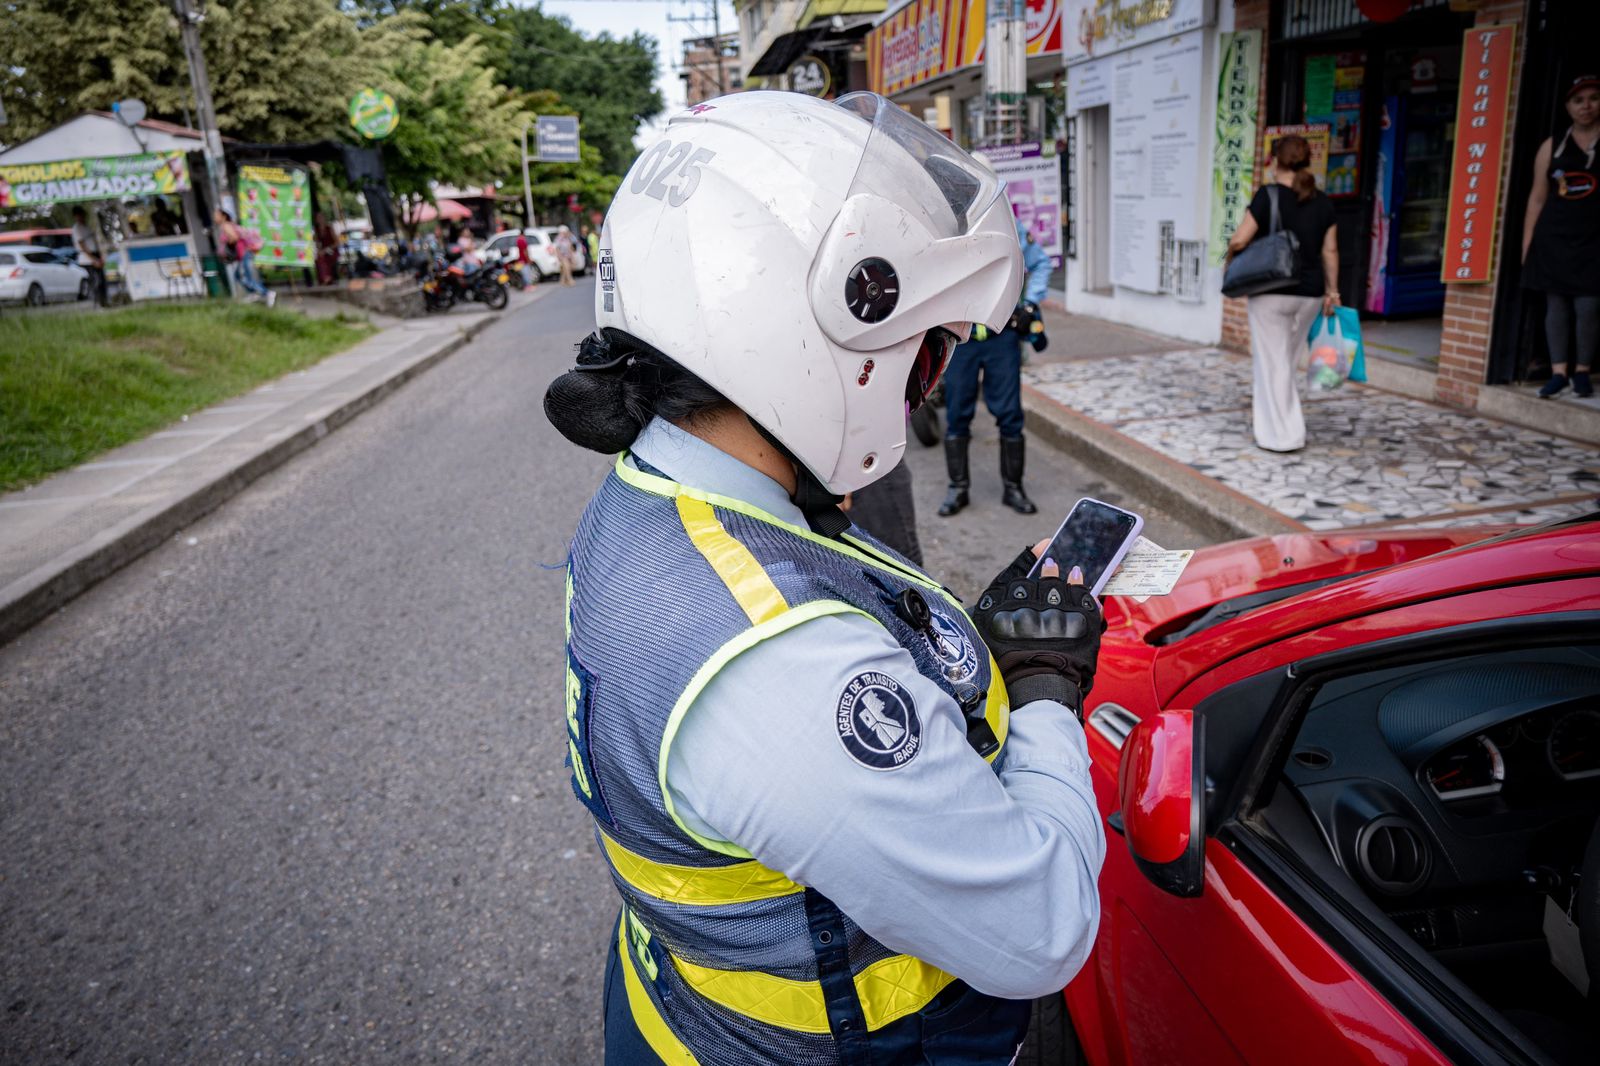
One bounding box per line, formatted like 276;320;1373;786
420;255;510;313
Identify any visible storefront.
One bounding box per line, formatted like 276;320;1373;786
865;0;1065;145
1060;0;1223;342
1220;0;1600;436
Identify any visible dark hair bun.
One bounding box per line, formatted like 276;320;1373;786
544;331;646;453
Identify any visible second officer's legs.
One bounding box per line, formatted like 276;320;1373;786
938;339;983;516
976;331;1036;514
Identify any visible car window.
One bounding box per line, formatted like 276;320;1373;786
23;252;54;264
1257;640;1600;1062
0;253;14;265
529;233;545;245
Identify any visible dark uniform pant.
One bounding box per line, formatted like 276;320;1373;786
604;928;664;1064
943;329;1025;440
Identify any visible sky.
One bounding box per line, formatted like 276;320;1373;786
532;0;740;143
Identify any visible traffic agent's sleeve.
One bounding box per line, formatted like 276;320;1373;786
665;611;1106;1000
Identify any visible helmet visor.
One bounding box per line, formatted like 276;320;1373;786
835;92;1004;240
906;327;957;413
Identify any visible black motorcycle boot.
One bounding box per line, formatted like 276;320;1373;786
1000;436;1037;514
938;437;971;517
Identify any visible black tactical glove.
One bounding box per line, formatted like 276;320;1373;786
972;546;1106;714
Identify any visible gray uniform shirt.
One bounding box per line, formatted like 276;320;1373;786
634;419;1105;1001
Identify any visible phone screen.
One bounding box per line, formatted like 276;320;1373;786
1029;499;1141;591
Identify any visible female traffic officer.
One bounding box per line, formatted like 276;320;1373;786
545;91;1106;1065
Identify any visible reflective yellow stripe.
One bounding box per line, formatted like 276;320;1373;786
618;913;701;1064
983;655;1010;764
671;951;957;1034
676;495;789;625
601;832;803;905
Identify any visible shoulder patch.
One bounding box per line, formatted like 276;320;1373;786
836;672;922;771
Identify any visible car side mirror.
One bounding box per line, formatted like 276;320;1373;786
1116;709;1205;898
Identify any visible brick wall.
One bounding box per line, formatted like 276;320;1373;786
1433;0;1529;407
1220;0;1271;352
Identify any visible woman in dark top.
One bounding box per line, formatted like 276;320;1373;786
1226;134;1340;451
1523;74;1600;399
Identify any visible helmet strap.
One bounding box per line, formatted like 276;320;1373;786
747;417;851;538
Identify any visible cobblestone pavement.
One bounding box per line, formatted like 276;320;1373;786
1026;347;1600;531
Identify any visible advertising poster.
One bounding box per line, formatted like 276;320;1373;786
1263;124;1331;190
986;141;1064;267
0;151;189;208
237;164;313;272
1109;30;1204;292
1209;29;1261;266
1305;53;1365;198
868;0;961;96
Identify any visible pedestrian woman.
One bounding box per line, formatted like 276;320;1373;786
314;212;339;287
1226;134;1338;452
1524;74;1600;399
214;209;274;307
545;91;1105;1065
554;224;578;287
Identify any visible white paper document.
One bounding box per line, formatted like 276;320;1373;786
1102;536;1194;599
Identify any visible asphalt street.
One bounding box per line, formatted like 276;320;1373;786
0;279;1204;1064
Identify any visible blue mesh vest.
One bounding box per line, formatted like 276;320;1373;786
564;455;1025;1065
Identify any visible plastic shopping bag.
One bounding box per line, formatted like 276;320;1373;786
1306;307;1363;392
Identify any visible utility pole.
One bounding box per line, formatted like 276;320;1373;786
521;121;536;228
668;0;730;99
172;0;230;223
982;0;1026;146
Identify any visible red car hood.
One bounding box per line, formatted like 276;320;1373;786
1097;518;1600;708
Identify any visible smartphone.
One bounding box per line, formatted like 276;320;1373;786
1027;497;1145;596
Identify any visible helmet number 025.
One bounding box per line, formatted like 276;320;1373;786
628;140;718;207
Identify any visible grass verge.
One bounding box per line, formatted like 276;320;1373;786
0;302;376;492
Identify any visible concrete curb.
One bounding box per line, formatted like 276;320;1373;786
0;309;508;647
1021;384;1306;543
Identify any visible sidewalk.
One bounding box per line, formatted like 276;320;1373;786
0;287;552;645
1022;308;1600;541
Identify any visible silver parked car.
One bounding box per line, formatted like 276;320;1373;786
0;244;91;306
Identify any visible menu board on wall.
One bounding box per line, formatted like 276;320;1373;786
1108;30;1204;293
986;141;1064;268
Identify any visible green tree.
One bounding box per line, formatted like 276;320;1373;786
373;34;530;231
341;0;513;73
0;0;423;146
502;6;663;176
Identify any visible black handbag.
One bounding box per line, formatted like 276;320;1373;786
1222;186;1300;298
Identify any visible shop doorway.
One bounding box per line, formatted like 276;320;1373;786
1489;0;1600;396
1270;4;1474;371
1082;105;1112;294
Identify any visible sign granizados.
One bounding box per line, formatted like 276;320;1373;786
0;152;190;208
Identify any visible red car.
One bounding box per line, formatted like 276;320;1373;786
1027;515;1600;1066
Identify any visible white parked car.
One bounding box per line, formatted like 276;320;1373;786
0;244;91;305
483;227;588;282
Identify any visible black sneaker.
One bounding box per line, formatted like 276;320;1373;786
1539;373;1569;398
1576;371;1594;398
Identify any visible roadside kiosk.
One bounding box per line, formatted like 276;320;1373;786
0;112;224;300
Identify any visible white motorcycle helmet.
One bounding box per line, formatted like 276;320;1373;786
590;90;1021;495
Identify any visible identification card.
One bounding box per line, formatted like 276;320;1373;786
1544;893;1590;997
1102;537;1194;599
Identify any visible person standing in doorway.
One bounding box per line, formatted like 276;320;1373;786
937;218;1051;517
1226;134;1339;452
554;225;578;286
314;212;339;286
71;206;107;307
1524;75;1600;399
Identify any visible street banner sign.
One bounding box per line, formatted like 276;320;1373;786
1209;30;1260;266
1441;25;1515;285
237;163;314;271
537;116;581;163
349;88;399;140
0;151;190;209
